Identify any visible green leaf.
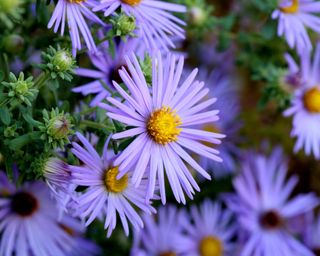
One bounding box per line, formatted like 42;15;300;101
0;106;11;125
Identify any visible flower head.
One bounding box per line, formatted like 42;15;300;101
131;205;188;256
0;172;76;256
284;43;320;159
272;0;320;52
69;132;155;237
48;0;105;56
180;200;236;256
101;52;225;204
93;0;186;52
224;147;318;256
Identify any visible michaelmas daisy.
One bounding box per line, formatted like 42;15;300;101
69;132;155;237
48;0;105;56
93;0;186;51
284;43;320;159
0;172;75;256
225;147;318;256
102;52;225;204
272;0;320;53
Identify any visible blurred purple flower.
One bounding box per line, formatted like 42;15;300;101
225;147;318;256
102;52;225;204
69;132;155;237
272;0;320;53
284;43;320;159
0;172;75;256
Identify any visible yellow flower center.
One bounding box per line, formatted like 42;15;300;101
147;107;182;145
199;236;223;256
68;0;85;3
303;87;320;113
121;0;141;6
104;167;128;193
280;0;299;14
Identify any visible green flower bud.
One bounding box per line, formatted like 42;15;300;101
3;34;24;54
189;6;206;25
111;13;136;37
52;50;74;72
47;114;72;140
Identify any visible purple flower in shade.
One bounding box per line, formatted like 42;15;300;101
284;43;320;159
59;215;101;256
69;132;155;237
73;38;144;106
180;200;236;256
48;0;105;56
284;53;304;90
272;0;320;53
304;213;320;254
93;0;186;52
224;147;318;256
195;70;240;179
0;172;76;256
131;205;188;256
101;52;225;204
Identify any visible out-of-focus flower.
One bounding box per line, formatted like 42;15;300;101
0;0;24;28
284;43;320;159
131;205;188;256
0;172;75;256
272;0;320;53
102;52;225;204
69;132;155;237
196;70;240;179
73;38;144;106
181;200;236;256
48;0;105;56
59;215;102;256
283;53;304;91
225;147;318;256
93;0;186;52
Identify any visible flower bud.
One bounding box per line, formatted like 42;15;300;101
111;13;136;37
47;114;72;140
52;50;74;72
3;34;24;54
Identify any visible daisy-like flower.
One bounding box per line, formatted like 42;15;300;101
272;0;320;53
93;0;186;52
131;205;188;256
59;215;101;256
101;52;225;204
225;147;318;256
69;132;155;237
48;0;105;56
73;38;144;106
0;172;75;256
180;200;236;256
284;43;320;159
196;70;240;179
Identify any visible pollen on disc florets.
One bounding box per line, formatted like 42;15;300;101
280;0;299;14
104;167;128;193
68;0;85;4
303;87;320;113
198;236;223;256
121;0;141;6
147;107;182;145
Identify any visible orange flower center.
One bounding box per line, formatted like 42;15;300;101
303;87;320;113
121;0;141;6
280;0;299;14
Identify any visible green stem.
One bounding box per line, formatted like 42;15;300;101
34;72;51;89
79;120;114;131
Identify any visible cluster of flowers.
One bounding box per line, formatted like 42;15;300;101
2;0;320;255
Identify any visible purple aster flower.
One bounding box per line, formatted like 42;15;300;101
93;0;186;52
284;43;320;159
73;38;144;106
272;0;320;53
284;53;304;90
59;215;101;256
69;132;155;237
224;147;318;256
48;0;105;56
101;52;225;204
0;172;75;256
131;205;188;256
180;200;236;256
195;70;240;179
